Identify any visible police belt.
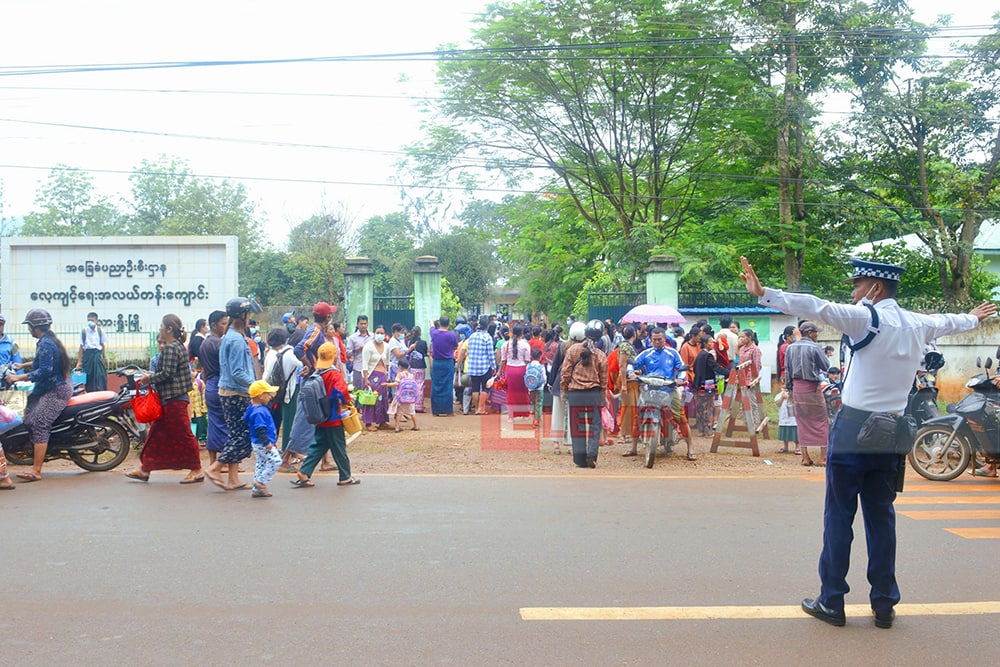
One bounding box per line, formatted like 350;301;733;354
837;404;899;424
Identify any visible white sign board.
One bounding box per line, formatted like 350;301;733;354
1;236;238;334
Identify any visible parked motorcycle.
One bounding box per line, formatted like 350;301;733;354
907;349;945;427
908;350;1000;481
0;365;132;471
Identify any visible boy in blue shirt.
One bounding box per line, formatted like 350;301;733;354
245;380;282;498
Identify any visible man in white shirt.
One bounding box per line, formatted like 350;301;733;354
740;255;995;630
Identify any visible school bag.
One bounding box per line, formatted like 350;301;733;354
299;368;342;425
396;375;420;405
266;348;291;407
524;362;545;391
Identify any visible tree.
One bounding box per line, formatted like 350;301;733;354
22;166;122;236
416;228;500;308
354;212;417;295
732;0;926;289
416;0;747;281
285;210;352;306
834;22;1000;305
126;156;263;253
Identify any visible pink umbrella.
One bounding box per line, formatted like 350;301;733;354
619;304;687;325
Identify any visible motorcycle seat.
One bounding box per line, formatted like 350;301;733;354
66;391;118;407
59;391;119;417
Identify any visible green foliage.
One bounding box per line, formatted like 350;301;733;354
440;277;463;322
22;167;122;236
126;156;263;253
417;228;500;307
355;212;417;295
282;213;350;305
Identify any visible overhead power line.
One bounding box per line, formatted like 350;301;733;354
1;162;997;218
0;24;995;77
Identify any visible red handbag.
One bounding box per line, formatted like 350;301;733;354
491;372;507;392
131;386;162;423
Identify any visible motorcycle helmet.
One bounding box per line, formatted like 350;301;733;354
924;350;945;372
584;318;604;342
225;296;263;320
22;308;52;328
456;315;468;325
568;321;586;342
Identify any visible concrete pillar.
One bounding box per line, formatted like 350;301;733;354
344;257;374;332
414;255;442;330
645;254;680;307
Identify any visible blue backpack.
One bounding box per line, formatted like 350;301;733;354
524;363;545;391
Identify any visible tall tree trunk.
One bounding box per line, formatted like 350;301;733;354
778;4;803;290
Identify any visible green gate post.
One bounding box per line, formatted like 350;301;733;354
645;254;680;307
414;255;442;330
344;257;374;332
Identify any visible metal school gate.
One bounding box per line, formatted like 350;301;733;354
586;291;644;323
373;295;415;330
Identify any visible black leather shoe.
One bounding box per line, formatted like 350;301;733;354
801;598;846;626
873;609;894;629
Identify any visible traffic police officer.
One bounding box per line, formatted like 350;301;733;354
740;256;996;629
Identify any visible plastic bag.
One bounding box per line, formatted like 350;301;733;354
0;390;27;418
490;371;507;392
601;406;615;432
0;404;22;434
131;386;162;423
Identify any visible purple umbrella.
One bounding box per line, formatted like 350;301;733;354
619;304;687;325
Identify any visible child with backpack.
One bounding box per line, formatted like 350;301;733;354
524;347;547;428
386;359;420;432
291;343;360;488
244;380;283;498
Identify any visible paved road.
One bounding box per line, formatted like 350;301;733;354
3;470;999;666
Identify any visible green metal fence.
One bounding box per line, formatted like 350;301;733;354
6;330;159;364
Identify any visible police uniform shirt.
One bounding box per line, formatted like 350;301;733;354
759;288;978;414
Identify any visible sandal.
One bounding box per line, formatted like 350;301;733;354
337;477;361;486
16;471;42;483
290;478;315;488
251;486;272;498
205;472;226;488
124;470;149;482
686;453;697;461
179;474;205;484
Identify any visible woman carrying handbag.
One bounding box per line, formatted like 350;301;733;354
125;314;204;484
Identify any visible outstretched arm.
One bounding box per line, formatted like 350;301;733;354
970;302;997;322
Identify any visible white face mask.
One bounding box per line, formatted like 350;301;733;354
859;283;877;306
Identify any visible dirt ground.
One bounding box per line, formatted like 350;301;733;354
333;410;825;477
16;404;826;479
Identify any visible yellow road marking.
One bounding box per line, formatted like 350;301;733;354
944;527;1000;539
904;484;1000;492
519;601;1000;621
900;510;1000;520
895;495;1000;505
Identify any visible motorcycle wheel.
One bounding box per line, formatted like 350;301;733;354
908;425;971;481
2;445;33;467
68;418;131;472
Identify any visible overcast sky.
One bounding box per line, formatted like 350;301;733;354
0;1;995;247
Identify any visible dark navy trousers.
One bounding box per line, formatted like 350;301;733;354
818;412;901;614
